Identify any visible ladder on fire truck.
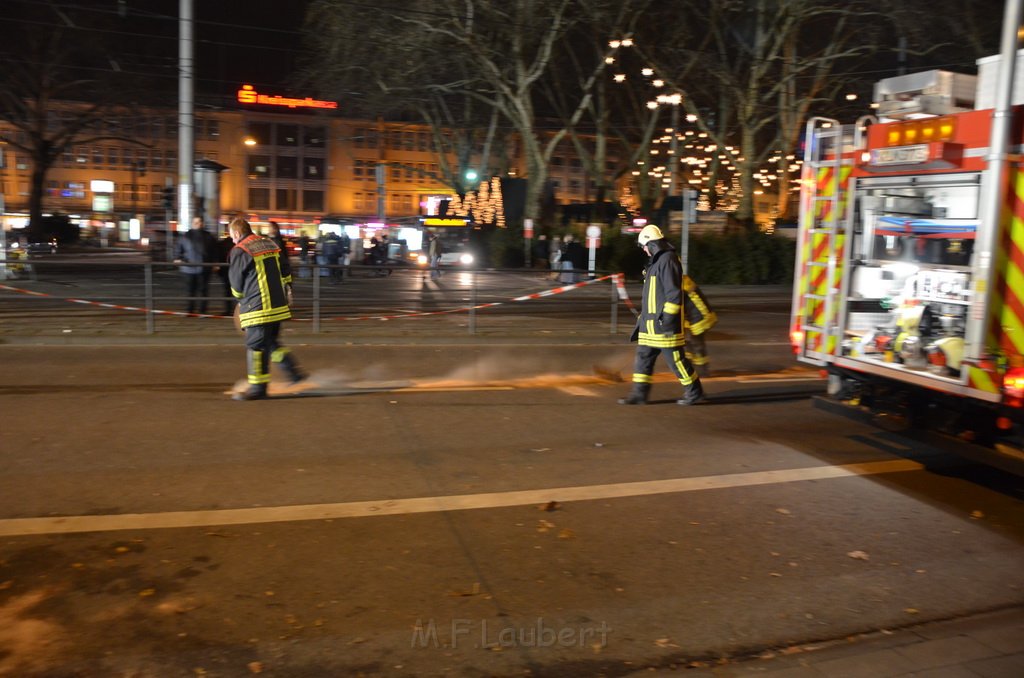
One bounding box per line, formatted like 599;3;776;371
792;117;859;363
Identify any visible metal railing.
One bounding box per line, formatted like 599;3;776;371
0;256;631;337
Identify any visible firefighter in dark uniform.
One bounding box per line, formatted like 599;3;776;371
619;225;705;405
227;217;307;401
682;274;717;377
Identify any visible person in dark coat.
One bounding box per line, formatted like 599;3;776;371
268;221;288;260
559;234;586;283
174;216;218;314
619;225;705;406
216;231;235;316
318;230;343;283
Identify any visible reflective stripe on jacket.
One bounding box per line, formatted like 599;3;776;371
229;234;292;328
683;275;717;335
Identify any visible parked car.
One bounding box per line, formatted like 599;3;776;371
26;239;58;254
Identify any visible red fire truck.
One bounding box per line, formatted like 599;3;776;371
790;25;1024;471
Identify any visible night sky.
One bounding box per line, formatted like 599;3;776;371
0;0;313;99
188;0;312;93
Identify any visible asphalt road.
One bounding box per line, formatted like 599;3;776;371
0;276;1022;677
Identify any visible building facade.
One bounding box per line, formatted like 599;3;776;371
0;85;622;247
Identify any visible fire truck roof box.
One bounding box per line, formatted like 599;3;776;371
873;70;976;120
976;49;1024;110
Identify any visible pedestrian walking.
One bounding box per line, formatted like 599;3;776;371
619;225;705;406
318;230;343;283
549;236;562;280
298;235;311;278
560;234;585;283
227;217;307;401
339;229;352;278
427;230;444;279
174;216;218;314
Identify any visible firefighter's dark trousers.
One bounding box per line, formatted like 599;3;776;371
244;322;303;386
631;344;702;394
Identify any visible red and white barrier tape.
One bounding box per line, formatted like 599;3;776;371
0;284;227;318
613;273;639;316
325;274;616;321
0;273;632;322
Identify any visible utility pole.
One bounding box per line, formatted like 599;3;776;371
178;0;194;232
376;162;386;223
0;148;6;280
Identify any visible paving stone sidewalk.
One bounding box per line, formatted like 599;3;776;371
635;607;1024;677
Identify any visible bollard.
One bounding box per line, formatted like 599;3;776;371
610;274;619;334
469;269;477;334
145;263;155;334
312;263;321;334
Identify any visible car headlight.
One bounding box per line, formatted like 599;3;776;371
459;253;474;265
416;254;428;265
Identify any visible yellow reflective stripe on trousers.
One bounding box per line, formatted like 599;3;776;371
671;350;696;386
249;350;270;385
686;351;709;366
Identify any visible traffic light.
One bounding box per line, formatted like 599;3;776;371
161;186;174;211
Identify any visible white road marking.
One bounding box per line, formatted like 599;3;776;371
558;385;598;396
0;459;923;537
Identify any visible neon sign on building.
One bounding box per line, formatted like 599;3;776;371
236;84;338;110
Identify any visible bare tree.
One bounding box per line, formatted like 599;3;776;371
0;4;160;237
633;1;883;226
303;0;499;194
305;0;642;229
541;2;667;218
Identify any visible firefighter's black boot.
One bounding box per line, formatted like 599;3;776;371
677;381;705;406
278;352;307;385
617;383;651;405
233;383;268;401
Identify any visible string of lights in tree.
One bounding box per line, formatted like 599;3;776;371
608;39;803;220
447;177;506;228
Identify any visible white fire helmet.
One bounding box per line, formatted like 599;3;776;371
637;225;665;247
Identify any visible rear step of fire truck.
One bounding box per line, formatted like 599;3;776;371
812;394;1024;477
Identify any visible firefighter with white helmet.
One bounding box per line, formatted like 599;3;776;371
619;224;706;405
